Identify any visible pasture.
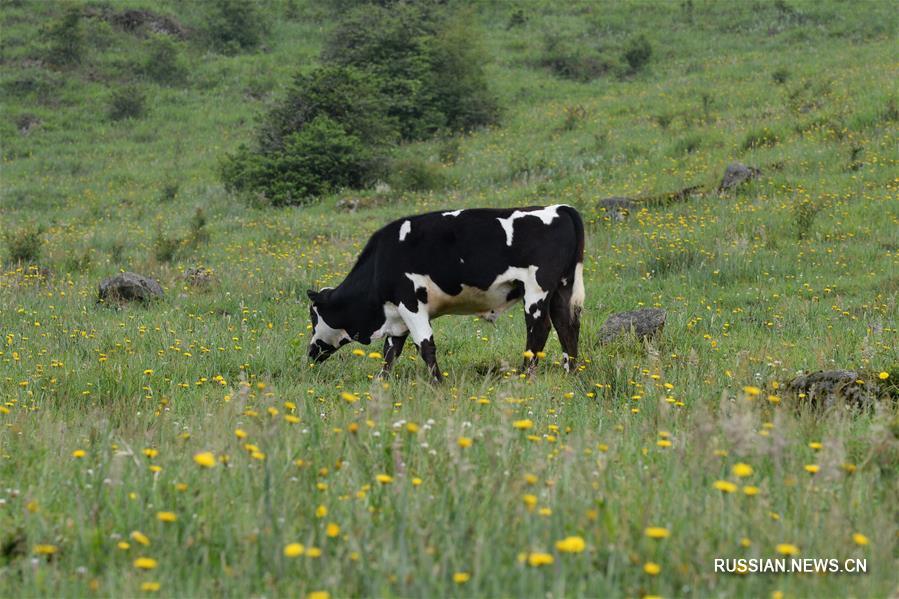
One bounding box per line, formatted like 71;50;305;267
1;0;897;597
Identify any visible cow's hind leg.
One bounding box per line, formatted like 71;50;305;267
378;334;408;378
550;286;581;373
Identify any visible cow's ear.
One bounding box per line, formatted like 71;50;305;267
306;289;320;303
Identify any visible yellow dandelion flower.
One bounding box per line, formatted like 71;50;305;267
732;463;753;478
406;422;419;433
72;449;86;459
133;557;158;570
743;485;760;496
453;572;470;584
713;480;738;493
156;511;177;523
352;348;366;357
522;350;534;359
376;474;394;484
457;436;473;448
527;552;554;567
656;439;672;448
283;543;305;557
776;544;799;556
117;541;130;550
307;592;330;599
326;523;340;538
522;494;537;509
803;464;820;474
513;419;534;430
644;562;661;575
367;352;382;359
34;544;58;555
315;505;328;518
130;531;150;546
235;428;247;439
878;371;889;380
306;547;322;558
742;386;761;396
142;448;159;459
141;582;161;592
193;452;216;468
340;392;359;403
644;527;670;539
555;536;586;553
852;533;869;546
412;477;422;486
143;369;154;376
524;473;538;485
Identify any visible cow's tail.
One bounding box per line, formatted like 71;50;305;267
558;205;585;319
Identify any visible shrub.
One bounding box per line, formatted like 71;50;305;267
204;0;268;53
559;104;588;132
159;181;179;203
153;227;181;263
539;33;613;82
4;224;44;264
46;7;85;67
621;34;652;75
742;127;781;150
108;85;146;121
142;35;187;85
222;116;379;205
322;3;497;139
388;158;445;192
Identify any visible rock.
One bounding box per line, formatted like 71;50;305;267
182;266;215;287
600;308;666;343
786;370;878;409
98;272;163;303
718;162;761;192
598;197;636;221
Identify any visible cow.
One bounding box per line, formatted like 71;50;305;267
307;204;585;382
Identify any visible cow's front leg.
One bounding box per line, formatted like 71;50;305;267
378;334;408;378
522;289;551;376
397;304;442;383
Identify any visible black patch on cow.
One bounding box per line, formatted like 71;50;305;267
415;287;428;304
506;280;524;302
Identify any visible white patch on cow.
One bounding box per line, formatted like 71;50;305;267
399;220;412;241
442;210;463;217
570;262;585;318
459;258;464;264
404;266;545;321
397;301;433;345
310;306;351;348
371;302;408;341
496;204;563;246
562;352;571;372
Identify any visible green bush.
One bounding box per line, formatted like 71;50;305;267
621;34;652;74
204;0;268;53
222;116;379;205
388;158;445;192
539;33;613;82
46;7;85;67
108;85;146;121
322;3;498;139
4;224;44;265
142;35;187;85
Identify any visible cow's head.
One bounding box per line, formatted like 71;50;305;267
306;288;352;363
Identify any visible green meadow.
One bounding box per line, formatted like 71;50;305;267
1;0;897;596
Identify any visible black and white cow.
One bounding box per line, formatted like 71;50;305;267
307;205;585;381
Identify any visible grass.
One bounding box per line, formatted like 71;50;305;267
1;0;897;597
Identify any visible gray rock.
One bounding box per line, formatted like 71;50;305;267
786;370;878;409
718;162;761;191
598;197;636;222
98;272;163;303
600;308;666;343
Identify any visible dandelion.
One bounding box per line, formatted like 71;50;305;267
326;523;340;538
453;572;470;584
524;473;538;485
34;544;58;555
133;557;158;570
340;392;359;403
306;547;322;558
776;544;800;556
117;541;130;550
193;452;216;468
315;505;328;518
731;463;753;478
156;511;177;523
131;531;150;546
803;464;820;474
140;582;161;592
284;543;305;557
522;494;537;510
307;592;330;599
656;439;672;448
376;474;394;484
522;350;534;359
878;371;889;380
742;386;761;397
352;348;366;357
742;485;760;496
713;480;738;493
527;552;554;567
367;352;382;359
143;369;153;376
644;562;661;575
72;449;86;459
142;448;159;458
852;533;869;546
457;436;473;448
555;536;586;553
513;419;534;430
644;527;670;539
406;422;419;433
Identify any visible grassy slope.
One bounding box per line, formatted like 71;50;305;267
1;0;898;596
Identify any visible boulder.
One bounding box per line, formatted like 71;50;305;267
98;272;163;303
786;370;878;409
718;162;761;192
600;308;666;343
598;197;636;221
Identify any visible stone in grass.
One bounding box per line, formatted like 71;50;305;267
786;370;879;409
718;162;761;192
98;272;163;304
599;308;666;344
598;197;636;222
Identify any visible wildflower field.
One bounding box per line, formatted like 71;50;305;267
1;1;897;597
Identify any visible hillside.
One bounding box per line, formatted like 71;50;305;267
1;0;898;597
